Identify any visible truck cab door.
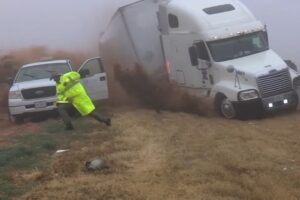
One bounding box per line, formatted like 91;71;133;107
189;41;212;89
78;57;108;101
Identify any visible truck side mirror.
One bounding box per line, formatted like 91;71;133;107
227;65;235;73
189;46;199;66
285;60;298;72
262;31;269;49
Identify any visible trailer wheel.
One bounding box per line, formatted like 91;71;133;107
215;94;237;119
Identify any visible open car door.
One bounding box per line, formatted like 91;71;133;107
78;57;109;101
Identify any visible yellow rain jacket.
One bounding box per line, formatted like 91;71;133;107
56;72;95;116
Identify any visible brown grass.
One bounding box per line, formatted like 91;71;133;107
21;108;300;200
12;170;45;184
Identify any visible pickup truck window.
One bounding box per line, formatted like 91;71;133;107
81;59;104;78
15;63;71;83
207;31;269;62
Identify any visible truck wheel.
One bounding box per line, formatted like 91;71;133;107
9;114;24;124
289;93;299;111
219;97;237;119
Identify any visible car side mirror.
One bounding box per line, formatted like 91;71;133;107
80;69;90;78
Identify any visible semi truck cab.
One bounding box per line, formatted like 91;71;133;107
159;0;300;118
100;0;299;119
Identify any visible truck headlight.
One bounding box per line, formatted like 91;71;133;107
238;90;259;101
9;90;22;99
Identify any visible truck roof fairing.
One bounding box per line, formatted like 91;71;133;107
165;0;264;41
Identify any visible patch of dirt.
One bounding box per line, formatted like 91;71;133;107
0;108;41;147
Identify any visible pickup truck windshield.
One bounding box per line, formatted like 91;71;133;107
15;63;71;83
207;31;269;62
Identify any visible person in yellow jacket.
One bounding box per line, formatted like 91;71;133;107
51;71;111;130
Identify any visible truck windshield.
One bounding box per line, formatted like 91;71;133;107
207;31;269;62
15;63;71;83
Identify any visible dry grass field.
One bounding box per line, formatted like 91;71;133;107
0;47;299;199
2;107;296;200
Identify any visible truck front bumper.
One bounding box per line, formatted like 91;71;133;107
261;91;298;111
234;91;298;116
8;97;57;115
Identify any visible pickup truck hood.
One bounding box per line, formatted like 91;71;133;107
220;50;287;77
10;79;56;91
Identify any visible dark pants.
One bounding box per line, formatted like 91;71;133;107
57;104;110;129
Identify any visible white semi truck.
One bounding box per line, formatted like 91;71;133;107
100;0;300;118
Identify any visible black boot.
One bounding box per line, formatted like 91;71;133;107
91;112;111;127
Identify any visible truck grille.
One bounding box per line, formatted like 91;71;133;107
21;86;56;100
257;69;292;98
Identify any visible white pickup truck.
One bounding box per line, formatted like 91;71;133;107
8;57;109;123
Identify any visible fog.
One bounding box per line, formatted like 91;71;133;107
0;0;116;53
240;0;300;65
0;0;299;64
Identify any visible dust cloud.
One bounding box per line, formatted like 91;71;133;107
112;64;214;116
100;31;214;116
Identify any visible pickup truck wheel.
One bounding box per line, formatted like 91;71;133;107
9;114;24;124
220;98;237;119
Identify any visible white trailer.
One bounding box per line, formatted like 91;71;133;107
100;0;300;118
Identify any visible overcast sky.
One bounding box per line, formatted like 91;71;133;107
0;0;299;65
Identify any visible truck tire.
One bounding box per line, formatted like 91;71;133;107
9;114;24;124
289;92;299;111
215;94;237;119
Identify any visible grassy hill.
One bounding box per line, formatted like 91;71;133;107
0;107;299;200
